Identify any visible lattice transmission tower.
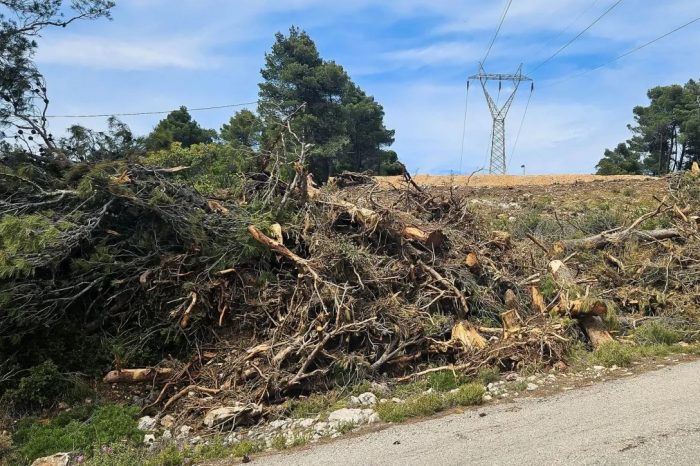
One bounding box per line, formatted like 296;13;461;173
469;64;532;174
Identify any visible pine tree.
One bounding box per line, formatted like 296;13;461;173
145;107;216;151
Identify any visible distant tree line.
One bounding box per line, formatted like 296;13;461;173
138;27;401;181
596;80;700;175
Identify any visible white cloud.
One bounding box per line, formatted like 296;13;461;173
37;35;222;70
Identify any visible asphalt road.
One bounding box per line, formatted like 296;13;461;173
258;360;700;465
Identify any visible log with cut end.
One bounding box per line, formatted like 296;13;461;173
579;315;613;348
451;321;487;349
103;368;174;384
401;225;446;247
500;309;521;338
555;228;681;252
531;286;546;313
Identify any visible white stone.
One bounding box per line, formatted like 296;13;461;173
31;453;70;466
505;373;518;382
314;421;329;433
189;436;202;445
483;394;493;401
203;403;262;428
357;392;377;406
138;416;157;431
161;430;172;440
527;375;537;382
328;408;379;425
391;397;404;403
526;383;539;391
297;418;315;429
269;419;290;429
593;365;605;371
143;434;156;445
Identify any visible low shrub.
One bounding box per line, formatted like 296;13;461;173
634;321;682;346
13;404;140;463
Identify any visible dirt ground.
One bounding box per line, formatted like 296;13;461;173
377;174;655;188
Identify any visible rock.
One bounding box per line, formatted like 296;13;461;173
138;415;157;431
526;383;538;391
483;394;493;401
177;425;192;439
160;414;176;428
526;375;537;382
296;418;315;429
314;421;329;433
505;373;518;382
370;381;391;396
593;365;605;371
161;430;172;440
223;433;239;445
203;403;262;429
31;453;70;466
269;419;291;430
57;401;69;410
144;434;156;445
189;436;203;445
391;397;404;403
328;408;379;425
356;392;377;406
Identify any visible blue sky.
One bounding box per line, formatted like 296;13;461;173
35;0;700;174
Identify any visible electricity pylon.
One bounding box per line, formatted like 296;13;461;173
469;64;532;175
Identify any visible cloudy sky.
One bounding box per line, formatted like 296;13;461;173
35;0;700;174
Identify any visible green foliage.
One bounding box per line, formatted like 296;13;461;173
2;361;71;411
426;371;466;392
286;393;339;419
476;366;501;385
142;142;250;196
0;213;74;278
220;109;263;148
258;26;397;181
603;79;700;175
12;403;140;463
596;142;642;175
376;383;484;423
633;321;682;345
144;107;216;151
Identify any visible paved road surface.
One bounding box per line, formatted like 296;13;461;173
258;360;700;465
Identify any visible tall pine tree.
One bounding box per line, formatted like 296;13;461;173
257;27;398;181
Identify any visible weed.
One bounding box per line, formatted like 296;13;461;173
287;392;338;419
391;380;427;399
271;435;287;450
476;366;500;385
2;361;88;412
444;383;485;407
539;274;558;300
375;392;444;423
426;371;466;392
634;321;682;346
513;381;528;392
376;383;483;423
13;403;140;463
591;342;634;367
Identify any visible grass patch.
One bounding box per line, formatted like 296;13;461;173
12;403;141;464
376;383;484;423
476;366;500;385
286;392;339;419
633;321;682;346
512;381;528;392
425;370;467;392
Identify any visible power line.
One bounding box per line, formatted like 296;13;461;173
529;0;623;74
458;81;471;174
546;16;700;87
482;0;513;65
508;82;534;169
45;100;259;119
530;0;601;61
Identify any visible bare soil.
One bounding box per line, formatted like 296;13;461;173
377;174;655;188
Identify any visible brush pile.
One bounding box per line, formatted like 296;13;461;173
2;129;699;424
